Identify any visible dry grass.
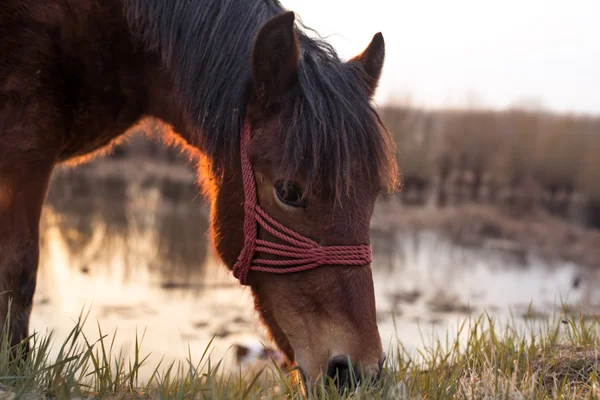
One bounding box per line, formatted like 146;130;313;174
533;345;600;394
380;106;600;207
0;302;599;399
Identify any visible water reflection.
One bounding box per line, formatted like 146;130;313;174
31;166;600;380
43;169;210;284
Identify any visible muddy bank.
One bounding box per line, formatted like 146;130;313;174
372;202;600;269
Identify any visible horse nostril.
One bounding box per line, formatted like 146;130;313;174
326;355;356;388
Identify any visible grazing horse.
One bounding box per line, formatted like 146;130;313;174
0;0;398;389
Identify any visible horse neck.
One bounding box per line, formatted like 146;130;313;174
141;59;195;145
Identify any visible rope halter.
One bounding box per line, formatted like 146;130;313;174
232;117;372;285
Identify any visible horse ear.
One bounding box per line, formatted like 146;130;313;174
251;11;299;112
349;32;385;98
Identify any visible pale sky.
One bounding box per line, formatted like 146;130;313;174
281;0;600;114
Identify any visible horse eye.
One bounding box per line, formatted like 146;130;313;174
274;182;306;208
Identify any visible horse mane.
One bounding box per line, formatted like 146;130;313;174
124;0;398;200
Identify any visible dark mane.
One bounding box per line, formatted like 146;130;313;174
279;34;398;199
124;0;398;200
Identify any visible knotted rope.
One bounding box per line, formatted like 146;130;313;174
232;117;372;285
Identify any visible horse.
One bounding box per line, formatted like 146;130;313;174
0;0;398;390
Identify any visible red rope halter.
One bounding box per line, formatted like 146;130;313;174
232;117;373;285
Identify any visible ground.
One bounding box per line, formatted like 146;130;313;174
373;201;600;270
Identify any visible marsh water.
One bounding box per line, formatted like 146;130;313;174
31;163;600;380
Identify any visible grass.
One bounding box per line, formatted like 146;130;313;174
0;304;599;399
379;106;600;208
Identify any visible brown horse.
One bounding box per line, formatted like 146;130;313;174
0;0;398;390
